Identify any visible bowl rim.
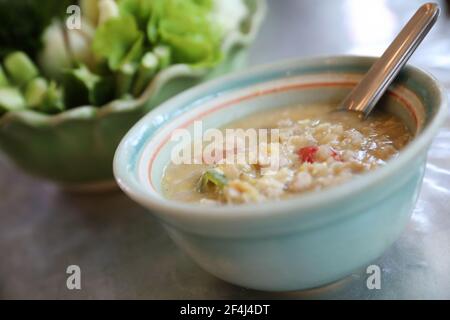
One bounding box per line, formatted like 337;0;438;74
0;0;267;128
113;55;448;221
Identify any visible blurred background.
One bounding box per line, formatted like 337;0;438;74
1;0;449;299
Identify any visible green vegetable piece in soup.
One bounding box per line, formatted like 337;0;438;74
198;169;228;193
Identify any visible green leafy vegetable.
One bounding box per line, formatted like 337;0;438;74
147;0;223;67
0;87;26;113
120;34;145;69
0;0;238;116
0;65;9;87
116;63;137;98
25;77;48;109
92;15;144;71
97;0;120;24
24;77;64;114
198;169;228;193
39;81;65;114
4;52;39;87
132;52;159;96
118;0;155;30
63;65;114;108
153;45;171;69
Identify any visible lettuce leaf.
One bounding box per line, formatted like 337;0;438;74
92;15;144;71
94;0;223;70
147;0;223;68
118;0;155;30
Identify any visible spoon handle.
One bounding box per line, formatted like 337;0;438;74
341;3;440;117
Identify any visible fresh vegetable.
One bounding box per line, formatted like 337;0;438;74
4;52;39;87
0;51;65;114
63;64;114;108
98;0;120;25
0;66;9;87
198;169;228;193
119;0;155;30
0;0;251;116
147;0;223;67
2;51;47;113
93;0;223;70
39;81;65;114
210;0;248;35
0;87;26;113
92;15;143;71
25;78;48;109
132;52;159;96
116;63;137;98
38;21;96;80
153;45;171;69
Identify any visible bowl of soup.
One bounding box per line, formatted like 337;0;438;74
113;56;447;291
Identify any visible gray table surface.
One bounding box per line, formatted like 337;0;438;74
1;0;450;299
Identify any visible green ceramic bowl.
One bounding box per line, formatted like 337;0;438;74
0;0;266;190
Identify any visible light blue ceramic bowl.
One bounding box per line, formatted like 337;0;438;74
113;56;447;291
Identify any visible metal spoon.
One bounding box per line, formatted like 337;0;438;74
340;2;440;118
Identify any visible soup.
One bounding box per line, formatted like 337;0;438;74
162;104;412;204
